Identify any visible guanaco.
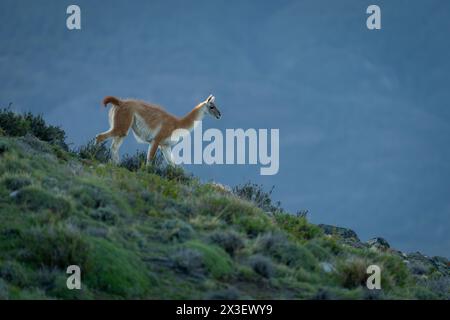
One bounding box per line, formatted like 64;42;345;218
95;95;221;164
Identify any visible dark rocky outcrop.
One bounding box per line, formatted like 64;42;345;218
318;224;360;241
404;252;449;277
318;224;365;248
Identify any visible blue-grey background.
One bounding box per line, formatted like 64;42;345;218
1;0;449;257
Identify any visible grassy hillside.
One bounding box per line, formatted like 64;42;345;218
0;109;448;299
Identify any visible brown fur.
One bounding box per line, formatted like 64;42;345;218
103;96;121;107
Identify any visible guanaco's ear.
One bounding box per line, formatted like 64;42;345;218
206;94;215;103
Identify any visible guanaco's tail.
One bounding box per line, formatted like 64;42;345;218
103;96;122;107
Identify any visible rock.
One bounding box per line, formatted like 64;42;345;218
367;237;390;250
318;224;360;241
210;182;232;194
405;252;450;277
317;224;364;249
9;190;19;198
430;256;450;277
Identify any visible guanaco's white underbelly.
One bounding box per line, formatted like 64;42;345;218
131;114;160;144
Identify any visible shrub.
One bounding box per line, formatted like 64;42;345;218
248;254;275;278
23;225;90;269
0;107;28;136
1;174;32;191
90;206;119;225
47;273;94;300
413;286;439;300
254;232;318;270
232;182;281;213
85;238;151;298
0;108;67;149
274;213;322;241
234;214;272;237
311;288;334;300
0;141;9;154
23;113;67;150
120;150;146;171
71;183;122;211
77;139;111;163
9;288;49;299
335;258;368;289
0;260;30;287
146;156;193;184
379;254;411;289
295;209;309;219
419;277;450;299
170;248;205;276
305;239;332;261
14;186;72;216
362;288;384;300
185;241;233;279
0;279;9;299
160;219;194;242
209;230;244;257
205;287;243;300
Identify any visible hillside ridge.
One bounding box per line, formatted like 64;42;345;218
0;110;448;299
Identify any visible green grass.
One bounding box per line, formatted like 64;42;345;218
184;240;233;279
0;124;448;299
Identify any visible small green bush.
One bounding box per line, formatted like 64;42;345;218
311;288;334;300
14;186;72;216
254;232;318;270
170;248;205;276
90;206;119;225
205;287;243;300
209;230;244;257
160;219;194;242
0;260;30;287
185;241;233;279
234;214;272;237
335;258;368;289
77;139;111;163
47;273;94;300
419;277;450;299
85;238;151;298
0;108;67;149
120;150;146;171
274;213;322;241
23;225;90;269
248;254;274;278
305;239;332;261
0;141;9;154
146;160;193;184
379;254;411;289
0;279;9;299
1;174;32;191
232;182;281;213
71;183;122;211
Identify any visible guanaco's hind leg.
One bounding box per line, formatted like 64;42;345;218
96;105;133;143
96;129;112;144
96;105;133;164
111;136;124;164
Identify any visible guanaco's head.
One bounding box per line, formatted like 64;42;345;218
204;94;221;119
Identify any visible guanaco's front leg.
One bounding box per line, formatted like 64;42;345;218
160;145;175;166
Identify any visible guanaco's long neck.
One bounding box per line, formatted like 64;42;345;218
178;103;206;130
